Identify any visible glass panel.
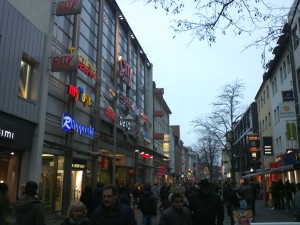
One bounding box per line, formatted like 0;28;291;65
40;154;55;209
0;150;20;202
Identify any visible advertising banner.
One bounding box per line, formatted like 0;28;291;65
56;0;82;16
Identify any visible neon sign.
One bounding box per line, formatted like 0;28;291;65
69;47;96;79
118;56;132;88
105;107;115;120
68;84;93;107
118;92;147;123
62;113;94;138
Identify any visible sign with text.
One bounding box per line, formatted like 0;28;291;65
279;102;295;118
263;136;273;155
51;54;78;72
61;113;94;138
56;0;82;16
248;135;259;152
68;84;93;107
286;122;297;140
69;47;96;79
118;56;132;89
282;90;294;101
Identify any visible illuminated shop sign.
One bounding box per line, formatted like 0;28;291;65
68;84;93;107
51;54;78;72
263;136;273;155
69;47;96;79
72;163;85;169
105;107;115;120
56;0;82;16
61;113;94;138
248;135;259;152
0;128;15;140
119;92;148;123
118;56;132;89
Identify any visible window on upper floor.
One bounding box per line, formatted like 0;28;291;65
274;77;278;93
263;91;266;103
266;85;269;99
18;53;39;102
265;116;268;129
286;54;291;74
280;67;283;84
277;106;280;123
293;26;299;50
283;61;287;80
272;81;275;96
268;112;271;126
262;120;265;132
274;108;277;124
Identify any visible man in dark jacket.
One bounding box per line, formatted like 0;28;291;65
138;184;157;225
89;184;137;225
13;181;45;225
189;179;224;225
158;192;192;225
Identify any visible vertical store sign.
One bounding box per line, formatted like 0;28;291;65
56;0;82;16
118;56;132;89
263;136;273;155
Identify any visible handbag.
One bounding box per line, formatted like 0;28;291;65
239;199;247;209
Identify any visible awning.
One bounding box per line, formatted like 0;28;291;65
241;164;296;179
132;145;169;160
269;165;294;173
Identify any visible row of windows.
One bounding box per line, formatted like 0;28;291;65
257;53;291;111
259;112;271;133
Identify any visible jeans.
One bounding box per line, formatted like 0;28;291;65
141;214;155;225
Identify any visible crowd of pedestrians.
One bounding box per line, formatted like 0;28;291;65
2;178;300;225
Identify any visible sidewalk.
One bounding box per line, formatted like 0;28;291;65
46;199;296;225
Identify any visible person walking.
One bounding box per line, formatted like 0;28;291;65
89;184;137;225
188;179;224;225
13;181;45;225
138;184;157;225
292;183;300;221
60;201;89;225
80;185;94;218
0;183;15;225
158;192;192;225
151;183;160;209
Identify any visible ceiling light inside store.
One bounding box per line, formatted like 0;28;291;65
11;152;14;155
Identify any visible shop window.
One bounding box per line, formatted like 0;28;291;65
18;53;39;102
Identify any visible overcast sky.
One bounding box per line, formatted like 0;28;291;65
116;0;293;147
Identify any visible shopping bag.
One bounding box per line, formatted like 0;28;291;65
232;209;253;225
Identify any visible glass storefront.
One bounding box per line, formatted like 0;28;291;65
0;150;21;202
40;154;92;213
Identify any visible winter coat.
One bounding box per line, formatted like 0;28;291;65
188;190;224;225
13;195;45;225
89;200;137;225
158;206;192;225
60;217;89;225
293;190;300;216
138;190;157;215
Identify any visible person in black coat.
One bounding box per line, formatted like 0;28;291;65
138;184;157;225
80;185;93;218
89;184;137;225
188;179;224;225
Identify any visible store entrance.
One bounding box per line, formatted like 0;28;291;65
0;150;21;202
